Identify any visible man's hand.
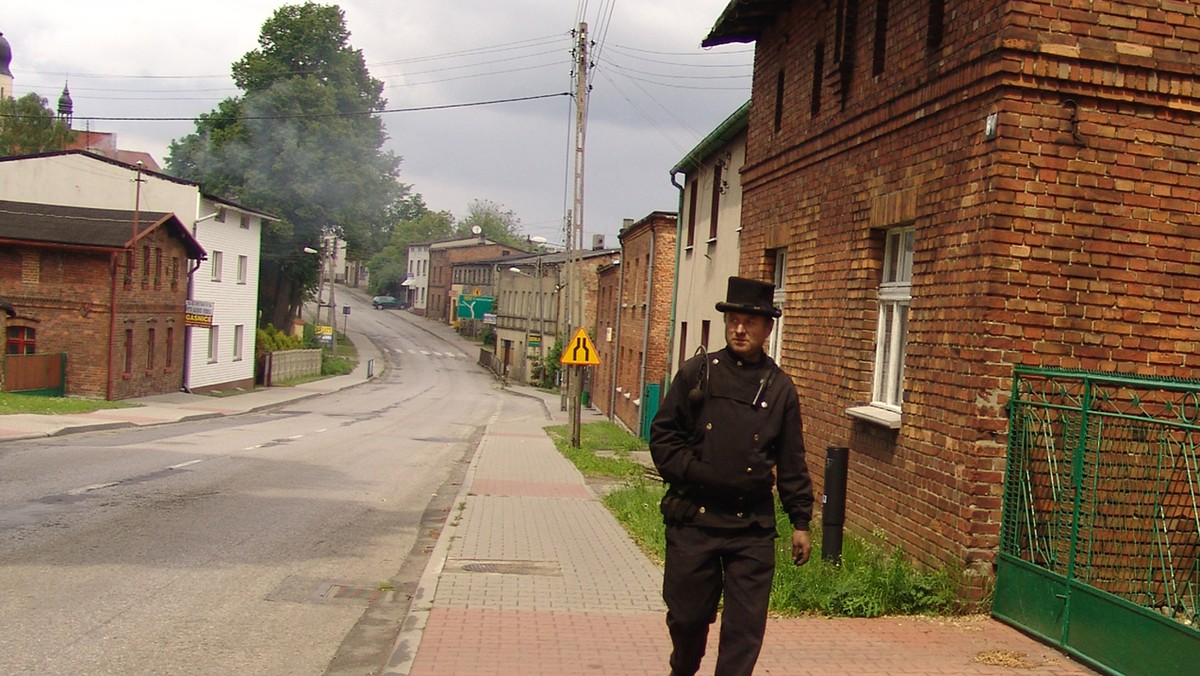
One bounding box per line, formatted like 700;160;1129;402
791;529;812;566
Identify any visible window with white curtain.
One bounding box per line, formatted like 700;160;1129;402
872;227;913;410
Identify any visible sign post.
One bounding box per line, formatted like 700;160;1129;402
560;327;600;448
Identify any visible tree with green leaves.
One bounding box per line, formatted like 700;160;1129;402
0;93;74;156
166;2;403;330
457;199;526;249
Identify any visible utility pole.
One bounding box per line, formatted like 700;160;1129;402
567;21;589;448
328;234;338;353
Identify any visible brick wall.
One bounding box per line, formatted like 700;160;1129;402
611;213;677;436
593;264;620;418
735;0;1200;586
0;227;190;399
1;247;114;397
430;243;526;323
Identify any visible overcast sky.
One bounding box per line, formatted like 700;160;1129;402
2;1;753;246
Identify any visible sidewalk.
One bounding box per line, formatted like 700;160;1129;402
0;327;386;443
385;322;1098;676
0;316;1098;675
388;322;1098;676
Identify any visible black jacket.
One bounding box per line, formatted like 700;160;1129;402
650;347;813;531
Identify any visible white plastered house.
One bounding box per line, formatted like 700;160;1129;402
667;102;765;374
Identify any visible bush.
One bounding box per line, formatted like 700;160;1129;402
321;352;355;376
256;325;303;358
539;337;564;389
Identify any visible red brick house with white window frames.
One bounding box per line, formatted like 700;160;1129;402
0;200;205;399
703;0;1200;594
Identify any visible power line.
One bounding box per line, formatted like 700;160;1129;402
0;92;573;123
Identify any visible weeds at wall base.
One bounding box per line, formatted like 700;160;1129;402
550;421;969;618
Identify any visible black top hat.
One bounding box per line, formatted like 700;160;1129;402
715;276;781;318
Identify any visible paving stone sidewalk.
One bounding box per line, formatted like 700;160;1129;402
386;375;1098;676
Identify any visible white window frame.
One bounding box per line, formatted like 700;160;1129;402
207;325;220;363
237;255;248;284
768;249;786;363
233;324;244;361
871;227;913;411
211;251;223;282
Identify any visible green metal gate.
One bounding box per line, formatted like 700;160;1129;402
996;367;1200;674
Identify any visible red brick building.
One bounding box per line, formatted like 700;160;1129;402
427;240;526;324
704;0;1200;586
0;200;205;399
602;212;677;436
593;260;620;418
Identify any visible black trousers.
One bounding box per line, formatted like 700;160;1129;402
663;523;776;676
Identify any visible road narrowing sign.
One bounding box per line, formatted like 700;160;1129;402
561;328;600;366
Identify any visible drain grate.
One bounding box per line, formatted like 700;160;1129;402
451;559;562;576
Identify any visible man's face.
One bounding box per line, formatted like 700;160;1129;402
724;311;773;361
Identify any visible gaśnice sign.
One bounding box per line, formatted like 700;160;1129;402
185;299;214;328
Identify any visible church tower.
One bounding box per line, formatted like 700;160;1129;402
58;82;73;126
0;32;13;100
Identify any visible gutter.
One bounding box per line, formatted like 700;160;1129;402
666;171;686;379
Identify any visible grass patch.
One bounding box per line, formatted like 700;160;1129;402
545;421;646;480
0;392;136;415
550;421;964;618
322;332;358;376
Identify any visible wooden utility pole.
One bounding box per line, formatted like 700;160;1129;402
568;22;589;448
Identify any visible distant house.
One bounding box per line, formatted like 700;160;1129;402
0;200;205;399
492;251;564;384
422;237;527;324
0;150;273;393
405;242;430;315
595;212;677;436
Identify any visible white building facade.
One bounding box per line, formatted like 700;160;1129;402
667;102;753;374
406;243;430;314
0;150;272;392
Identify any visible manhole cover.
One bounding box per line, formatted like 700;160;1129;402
451;559;562;576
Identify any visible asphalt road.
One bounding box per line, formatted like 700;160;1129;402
0;295;498;675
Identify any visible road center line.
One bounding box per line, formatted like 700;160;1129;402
68;482;120;495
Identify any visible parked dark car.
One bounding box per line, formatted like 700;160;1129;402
372;295;400;309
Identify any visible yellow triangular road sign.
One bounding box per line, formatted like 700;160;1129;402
561;328;601;366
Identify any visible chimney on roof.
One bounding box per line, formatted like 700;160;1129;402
621;218;634;231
